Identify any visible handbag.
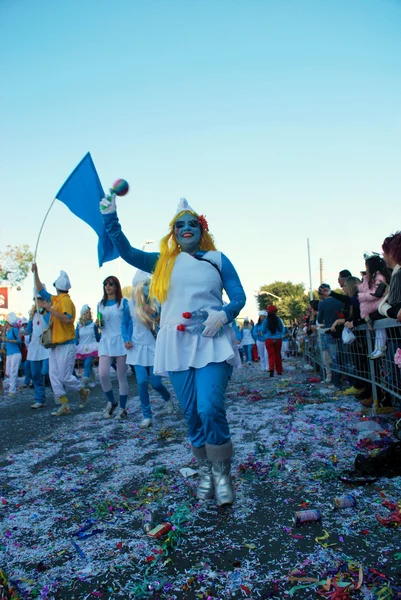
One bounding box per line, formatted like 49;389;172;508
40;315;55;349
342;327;356;345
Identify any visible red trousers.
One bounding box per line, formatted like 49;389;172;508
265;339;283;374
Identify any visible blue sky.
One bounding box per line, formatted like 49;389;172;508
1;0;400;318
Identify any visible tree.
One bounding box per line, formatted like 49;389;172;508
256;281;311;323
122;285;133;299
0;245;33;286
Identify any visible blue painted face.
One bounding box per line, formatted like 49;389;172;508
174;213;202;254
143;281;150;297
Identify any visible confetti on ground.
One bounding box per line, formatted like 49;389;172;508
1;360;401;599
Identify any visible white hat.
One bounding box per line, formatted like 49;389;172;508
53;271;71;291
33;284;47;298
21;317;28;325
6;312;18;326
175;197;196;215
80;304;90;316
132;270;151;287
258;310;267;317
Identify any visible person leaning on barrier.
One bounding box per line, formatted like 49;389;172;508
367;232;401;323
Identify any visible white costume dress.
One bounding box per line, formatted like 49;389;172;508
27;316;51;362
98;300;128;357
125;301;156;367
76;323;99;358
154;252;240;376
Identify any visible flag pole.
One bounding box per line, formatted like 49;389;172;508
34;198;57;262
307;238;313;301
33;197;57;331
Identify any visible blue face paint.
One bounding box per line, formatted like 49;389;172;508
174;213;201;254
143;281;150;297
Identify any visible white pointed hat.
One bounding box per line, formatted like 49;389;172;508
176;197;196;215
6;312;18;326
132;270;151;287
80;304;90;316
53;270;71;291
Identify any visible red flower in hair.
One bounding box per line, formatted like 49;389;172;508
198;215;209;231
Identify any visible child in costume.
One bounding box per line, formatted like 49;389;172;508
97;276;131;420
75;305;100;389
25;289;51;408
4;313;22;396
126;270;172;428
100;195;246;506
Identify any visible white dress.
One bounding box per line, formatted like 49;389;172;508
154;251;240;376
76;322;99;358
125;301;157;367
27;316;51;362
97;300;127;357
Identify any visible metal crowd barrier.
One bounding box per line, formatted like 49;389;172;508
303;318;401;409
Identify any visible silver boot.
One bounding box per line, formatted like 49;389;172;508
211;459;235;506
191;445;214;500
197;458;214;500
206;441;235;507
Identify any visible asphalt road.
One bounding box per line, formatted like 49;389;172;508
1;363;401;600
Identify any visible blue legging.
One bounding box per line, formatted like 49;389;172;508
243;344;253;363
83;356;94;378
169;362;231;448
134;365;170;419
31;360;47;404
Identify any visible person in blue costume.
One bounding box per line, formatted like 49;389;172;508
25;289;51;408
126;270;173;428
97;276;131;420
4;312;22;396
253;310;268;371
75;305;101;390
100;195;246;506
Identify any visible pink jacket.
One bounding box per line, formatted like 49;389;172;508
357;273;388;319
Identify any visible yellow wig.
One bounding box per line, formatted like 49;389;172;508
133;279;158;331
150;210;217;304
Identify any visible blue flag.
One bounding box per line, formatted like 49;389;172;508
56;153;118;267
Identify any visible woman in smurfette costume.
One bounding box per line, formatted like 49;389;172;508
75;305;100;390
100;195;246;506
97;276;131;420
126;270;172;428
253;310;268;371
25;287;51;408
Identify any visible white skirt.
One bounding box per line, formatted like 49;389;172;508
98;335;127;358
154;324;241;377
126;344;155;367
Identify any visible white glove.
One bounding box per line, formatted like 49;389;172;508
99;193;117;214
202;310;228;337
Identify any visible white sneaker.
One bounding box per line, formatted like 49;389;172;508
164;399;174;414
31;402;44;409
114;407;128;420
51;404;71;417
103;402;118;419
88;383;96;389
139;418;152;429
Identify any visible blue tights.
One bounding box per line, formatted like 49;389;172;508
169;362;231;448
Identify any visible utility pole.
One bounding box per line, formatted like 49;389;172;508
319;258;323;285
307;238;313;300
